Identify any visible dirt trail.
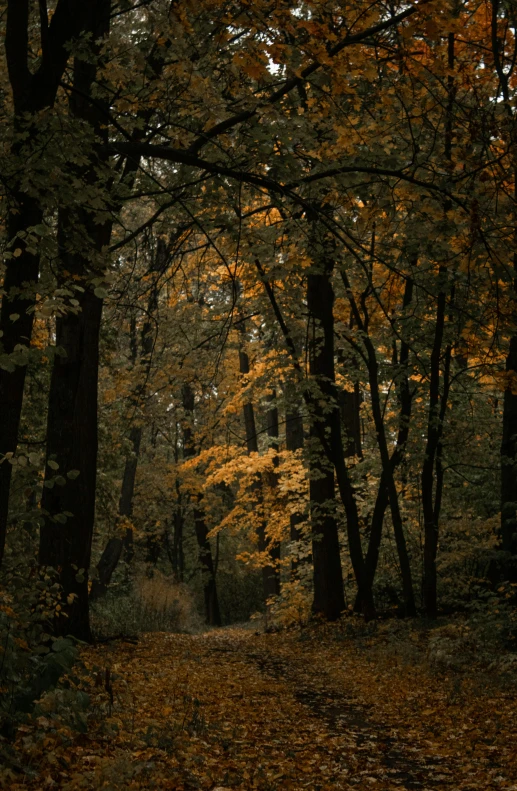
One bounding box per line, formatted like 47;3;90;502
241;643;449;789
5;627;517;790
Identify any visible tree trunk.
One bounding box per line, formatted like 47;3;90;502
0;196;41;567
264;390;281;598
172;481;185;582
39;280;105;641
182;384;221;626
145;530;162;569
422;31;456;616
361;292;416;617
0;0;84;567
193;509;221;626
491;0;517;578
255;245;373;618
340;385;362;459
421;280;450;618
89;425;142;601
165;506;185;583
39;1;111;641
500;175;517;576
501;334;517;574
306;247;346;620
238;326;279;601
285;398;304;577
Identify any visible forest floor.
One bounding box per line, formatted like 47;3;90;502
3;621;517;790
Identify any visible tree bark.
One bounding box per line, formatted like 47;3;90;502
255;248;374;618
38;1;111;641
0;0;85;567
238;325;279;601
285;396;304;577
501;334;517;573
182;384;221;626
340;386;362;459
306;242;346;620
264;390;281;597
358;276;416;616
421;31;455;616
421;278;450;617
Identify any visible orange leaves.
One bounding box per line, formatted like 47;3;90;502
8;624;516;790
232;52;268;82
495;369;517;395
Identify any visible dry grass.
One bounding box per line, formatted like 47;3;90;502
91;570;203;637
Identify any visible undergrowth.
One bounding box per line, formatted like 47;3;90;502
90;571;203;638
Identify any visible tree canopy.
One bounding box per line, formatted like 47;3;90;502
0;0;517;694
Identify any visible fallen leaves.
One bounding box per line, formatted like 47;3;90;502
2;624;516;790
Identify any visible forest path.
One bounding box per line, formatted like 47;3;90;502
7;626;517;790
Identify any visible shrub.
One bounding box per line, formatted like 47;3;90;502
266;579;312;629
90;571;202;637
0;564;79;741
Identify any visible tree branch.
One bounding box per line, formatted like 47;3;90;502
187;0;433;155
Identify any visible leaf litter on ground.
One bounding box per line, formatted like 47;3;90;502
2;621;517;790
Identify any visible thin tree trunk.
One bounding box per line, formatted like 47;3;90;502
182;384;221;626
173;477;185;582
421;279;450;617
340;386;363;459
285;396;304;577
360;278;416;616
264;390;281;597
238;324;279;601
421;31;456;616
165;504;185;583
498;264;517;550
193;510;221;626
501;334;517;572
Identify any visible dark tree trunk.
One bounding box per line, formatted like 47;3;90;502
306;247;346;620
421;279;451;618
39;280;105;641
254;243;373;618
182;384;221;626
422;32;456;617
145;532;162;568
358;277;416;617
88;426;142;602
119;426;141;566
165;506;185;583
285;397;304;577
0;0;85;567
172;481;185;582
91;537;123;597
193;509;221;626
38;1;111;641
238;328;279;602
340;386;362;459
500;175;517;575
501;334;517;573
264;390;281;598
0;196;41;567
